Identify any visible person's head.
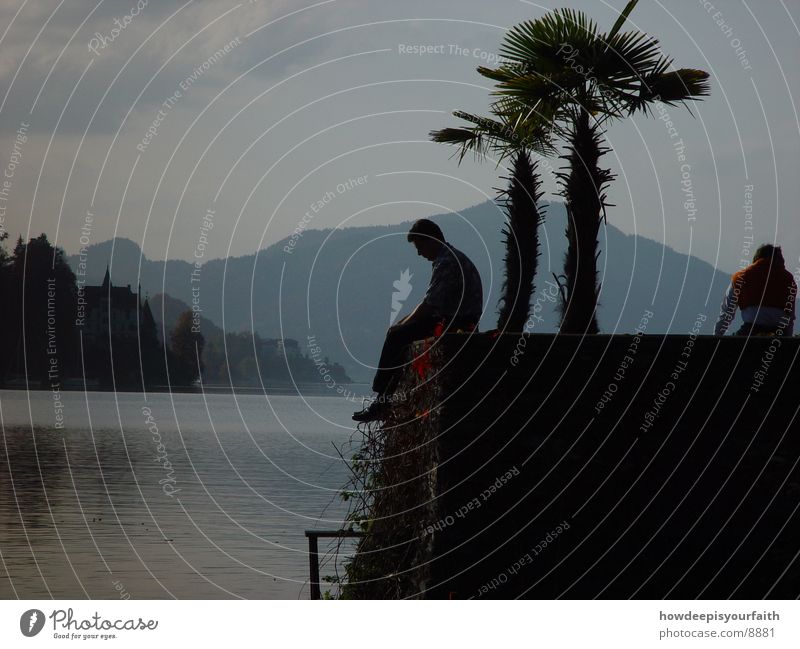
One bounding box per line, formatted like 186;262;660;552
407;219;445;261
753;243;785;266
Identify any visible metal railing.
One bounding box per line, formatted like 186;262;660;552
304;529;365;600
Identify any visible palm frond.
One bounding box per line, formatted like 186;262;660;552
429;109;554;163
597;30;665;81
482;14;669;123
499;9;599;70
429;127;489;162
492;95;561;130
477;64;530;84
606;0;640;42
631;68;711;113
490;71;573;101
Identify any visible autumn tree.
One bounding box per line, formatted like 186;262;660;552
170;310;205;384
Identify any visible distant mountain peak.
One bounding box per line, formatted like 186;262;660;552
68;200;730;379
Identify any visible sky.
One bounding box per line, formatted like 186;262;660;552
0;0;798;275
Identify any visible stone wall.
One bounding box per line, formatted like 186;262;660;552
348;333;800;599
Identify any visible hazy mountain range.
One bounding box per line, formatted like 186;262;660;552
68;200;731;381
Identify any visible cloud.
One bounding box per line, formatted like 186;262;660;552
0;0;797;274
0;0;333;135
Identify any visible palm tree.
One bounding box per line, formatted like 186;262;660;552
436;0;710;333
431;103;553;333
496;151;546;333
555;107;615;333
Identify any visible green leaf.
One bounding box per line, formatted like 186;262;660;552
631;68;711;114
431;3;710;161
607;0;640;42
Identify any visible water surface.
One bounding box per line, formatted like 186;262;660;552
0;388;366;599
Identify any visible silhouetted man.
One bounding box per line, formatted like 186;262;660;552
714;244;796;336
353;219;483;422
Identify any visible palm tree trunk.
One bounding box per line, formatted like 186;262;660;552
557;110;614;334
497;150;544;333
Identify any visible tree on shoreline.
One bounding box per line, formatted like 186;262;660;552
170;310;205;384
6;234;78;384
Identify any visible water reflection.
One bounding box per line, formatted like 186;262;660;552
0;389;359;599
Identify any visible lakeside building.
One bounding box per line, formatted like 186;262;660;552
80;266;157;345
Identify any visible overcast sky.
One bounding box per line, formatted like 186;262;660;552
0;0;797;274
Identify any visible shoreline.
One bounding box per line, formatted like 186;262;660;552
0;381;366;395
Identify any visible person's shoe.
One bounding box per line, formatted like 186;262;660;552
352;400;386;423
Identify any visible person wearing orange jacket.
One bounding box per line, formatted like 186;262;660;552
714;244;797;336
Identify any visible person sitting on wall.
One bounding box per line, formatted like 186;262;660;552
714;243;797;336
353;219;483;423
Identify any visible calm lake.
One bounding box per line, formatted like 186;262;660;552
0;387;369;599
